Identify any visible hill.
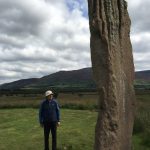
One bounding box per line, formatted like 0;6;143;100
0;78;39;90
0;68;150;91
135;70;150;81
0;68;95;91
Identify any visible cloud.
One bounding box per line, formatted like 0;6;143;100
127;0;150;71
131;33;150;53
0;0;91;84
0;0;149;84
128;0;150;33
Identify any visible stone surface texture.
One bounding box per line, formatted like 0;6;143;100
88;0;136;149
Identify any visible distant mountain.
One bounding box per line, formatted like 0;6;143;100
25;67;95;90
135;70;150;81
0;78;39;90
0;68;149;90
0;68;95;90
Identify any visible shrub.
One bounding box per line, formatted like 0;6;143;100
141;130;150;147
133;117;145;134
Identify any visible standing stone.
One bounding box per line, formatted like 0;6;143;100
87;0;136;149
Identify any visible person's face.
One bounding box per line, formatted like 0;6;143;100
47;94;53;100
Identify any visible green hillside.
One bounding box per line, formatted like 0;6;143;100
0;68;150;91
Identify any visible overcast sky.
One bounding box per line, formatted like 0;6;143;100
0;0;149;84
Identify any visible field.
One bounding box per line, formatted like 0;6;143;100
0;92;99;109
0;109;96;150
0;91;150;149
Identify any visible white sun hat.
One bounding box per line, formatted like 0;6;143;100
45;90;53;97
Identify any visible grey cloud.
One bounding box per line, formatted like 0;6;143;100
0;35;25;49
45;26;90;51
48;39;90;52
0;0;91;84
0;49;57;62
0;61;56;84
0;0;48;38
132;42;150;54
127;0;150;71
132;36;150;53
134;60;150;71
0;56;56;63
0;0;149;84
128;0;150;33
0;75;18;79
0;78;19;85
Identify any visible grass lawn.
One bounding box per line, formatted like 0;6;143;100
0;108;97;150
0;95;150;150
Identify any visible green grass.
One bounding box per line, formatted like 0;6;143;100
0;108;150;150
0;91;150;149
0;108;97;150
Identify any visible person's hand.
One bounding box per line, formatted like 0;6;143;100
40;123;44;128
57;122;60;127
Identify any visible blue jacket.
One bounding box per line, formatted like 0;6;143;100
39;98;60;124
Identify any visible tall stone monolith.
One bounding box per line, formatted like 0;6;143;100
88;0;136;149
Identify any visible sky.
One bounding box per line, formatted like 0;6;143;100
0;0;149;84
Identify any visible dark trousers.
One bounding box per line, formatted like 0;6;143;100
43;122;57;150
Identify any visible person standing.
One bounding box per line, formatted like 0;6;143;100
39;90;60;150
